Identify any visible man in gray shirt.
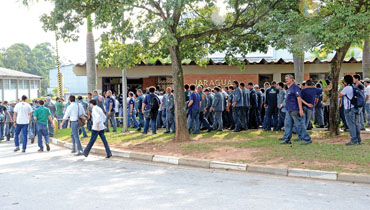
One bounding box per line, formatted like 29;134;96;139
211;87;224;131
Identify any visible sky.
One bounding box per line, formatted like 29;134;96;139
0;0;92;64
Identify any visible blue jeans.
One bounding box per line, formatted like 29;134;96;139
212;111;223;131
128;111;140;128
83;130;112;157
282;111;311;142
344;108;361;144
359;107;365;129
240;107;248;130
187;110;200;134
165;109;175;132
14;124;28;150
138;112;144;127
5;122;13;140
80;126;88;137
232;106;242;131
119;106;123;123
303;107;313;129
37;122;49;149
266;106;279;131
161;109;166;126
0;123;4;140
105;112;117;132
143;111;157;134
71;121;83;152
314;106;324;127
365;103;370;125
278;110;286;130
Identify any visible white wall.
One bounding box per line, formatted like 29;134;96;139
30;89;38;99
4;89;16;102
18;89;29;99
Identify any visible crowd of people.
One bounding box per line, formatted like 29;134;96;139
0;74;367;156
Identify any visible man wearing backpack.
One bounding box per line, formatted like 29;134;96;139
142;86;160;135
353;74;366;130
339;75;363;145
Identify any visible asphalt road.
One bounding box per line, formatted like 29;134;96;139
1;140;370;210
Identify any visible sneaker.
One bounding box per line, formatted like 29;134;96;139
300;141;312;145
14;147;20;152
280;140;292;144
38;148;44;152
46;144;50;151
345;142;359;146
106;154;112;158
22;149;26;153
71;150;76;153
75;153;84;156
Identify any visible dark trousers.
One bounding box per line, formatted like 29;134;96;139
199;111;211;130
266;106;279;131
249;107;259;129
83;130;112;157
240;107;248;130
278;109;286;130
340;105;348;129
232;106;242;131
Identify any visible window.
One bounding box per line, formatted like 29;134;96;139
4;80;10;89
24;80;29;89
11;80;17;89
259;74;273;88
19;80;24;89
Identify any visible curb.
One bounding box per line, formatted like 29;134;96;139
50;138;370;184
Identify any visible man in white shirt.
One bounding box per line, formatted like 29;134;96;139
83;99;112;158
13;95;33;152
61;95;86;155
364;78;370;126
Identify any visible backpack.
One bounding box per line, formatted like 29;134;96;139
150;95;160;113
347;85;365;108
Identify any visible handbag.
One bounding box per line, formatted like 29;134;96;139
77;103;87;127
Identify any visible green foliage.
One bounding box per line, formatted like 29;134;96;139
0;42;57;92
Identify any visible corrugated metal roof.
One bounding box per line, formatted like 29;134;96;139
74;57;362;68
0;67;42;79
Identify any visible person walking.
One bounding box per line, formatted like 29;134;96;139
127;92;141;130
83;99;112;158
104;90;117;132
280;75;312;145
44;96;56;137
13;95;33;152
78;96;89;138
33;100;54;152
55;97;64;129
61;95;86;155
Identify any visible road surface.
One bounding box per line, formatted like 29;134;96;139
1;140;369;210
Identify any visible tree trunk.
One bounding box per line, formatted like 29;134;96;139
293;53;305;84
122;69;128;132
329;42;351;136
363;40;370;79
169;44;189;141
86;15;97;92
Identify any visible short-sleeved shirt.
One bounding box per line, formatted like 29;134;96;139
33;106;51;125
105;97;115;113
143;93;157;111
189;92;201;111
0;105;7;114
56;102;64;116
136;95;144;112
366;86;370;104
341;86;354;110
301;87;323;110
14;102;33;124
128;98;136;111
286;84;301;112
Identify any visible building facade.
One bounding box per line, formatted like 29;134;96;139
48;64;88;95
0;67;42;102
73;57;363;94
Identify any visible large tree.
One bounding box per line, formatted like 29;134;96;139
34;0;286;141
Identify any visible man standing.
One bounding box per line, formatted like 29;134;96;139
13;95;33;152
339;75;362;145
231;81;243;132
248;82;258;129
0;102;13;142
353;74;366;130
264;81;279;131
127;92;141;130
301;80;322;129
364;78;370;126
55;97;64;129
61;95;86;155
164;87;175;133
280;75;312;145
277;82;286;131
187;84;201;134
254;85;263;127
142;87;160;135
44;96;56;137
204;88;214;125
33;100;54;152
198;86;212;132
78;96;89;137
184;84;190;102
136;89;145;129
240;82;250;130
104;90;117;132
211;87;224;131
93;90;105;111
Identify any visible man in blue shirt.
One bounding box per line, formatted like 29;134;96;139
104;90;117;132
136;89;145;129
231;81;243;132
264;81;279;131
300;80;323;129
187;84;201;134
211;87;224;131
240;82;250;130
280;75;312;145
248;82;258;129
142;87;159;135
198;86;212;132
164;87;175;133
204;89;214;125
